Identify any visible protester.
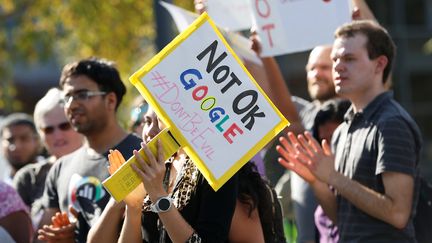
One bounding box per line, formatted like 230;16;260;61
37;57;142;243
311;99;351;142
33;88;84;160
88;106;238;242
91;104;285;242
0;113;42;185
193;0;206;15
277;20;422;241
311;99;351;243
0;115;10;181
291;3;378;241
13;88;83;229
0;180;33;243
231;161;286;243
193;0;303;179
250;34;336;243
251;1;377;241
128;96;148;136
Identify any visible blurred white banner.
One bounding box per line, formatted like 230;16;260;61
251;0;351;57
207;0;253;31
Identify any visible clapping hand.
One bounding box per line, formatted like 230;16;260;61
108;149;147;209
38;209;76;243
277;131;336;184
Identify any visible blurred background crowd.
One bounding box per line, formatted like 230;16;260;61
1;0;431;181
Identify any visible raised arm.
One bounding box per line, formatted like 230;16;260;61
122;143;195;243
249;33;304;134
351;0;377;21
127;142;237;243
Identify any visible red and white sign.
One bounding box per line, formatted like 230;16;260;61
251;0;351;56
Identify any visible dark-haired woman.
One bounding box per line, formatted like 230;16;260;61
88;107;237;243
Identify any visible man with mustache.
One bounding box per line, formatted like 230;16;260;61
1;113;42;185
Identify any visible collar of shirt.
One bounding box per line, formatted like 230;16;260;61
344;91;393;123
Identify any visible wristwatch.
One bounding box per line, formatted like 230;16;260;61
150;196;174;213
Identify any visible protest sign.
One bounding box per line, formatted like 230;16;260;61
125;12;287;192
103;128;180;202
159;1;197;32
160;1;261;65
207;0;252;31
251;0;351;56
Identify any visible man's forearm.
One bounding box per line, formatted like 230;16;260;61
328;171;413;229
311;180;337;222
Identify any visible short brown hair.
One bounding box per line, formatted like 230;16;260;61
334;20;395;84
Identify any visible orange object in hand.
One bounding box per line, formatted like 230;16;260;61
108;149;126;175
52;212;71;228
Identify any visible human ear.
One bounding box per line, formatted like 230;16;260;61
375;55;388;74
105;92;118;111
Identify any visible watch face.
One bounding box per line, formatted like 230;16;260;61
158;198;171;211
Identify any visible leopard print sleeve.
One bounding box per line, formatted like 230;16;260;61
186;232;202;243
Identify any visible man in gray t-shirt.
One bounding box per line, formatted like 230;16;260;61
37;58;142;243
43;134;141;242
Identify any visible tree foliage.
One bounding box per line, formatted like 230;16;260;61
0;0;194;115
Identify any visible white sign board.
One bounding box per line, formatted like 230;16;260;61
207;0;253;31
251;0;351;56
160;1;261;65
130;13;288;190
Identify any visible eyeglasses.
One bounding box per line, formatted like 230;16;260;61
40;122;72;134
62;90;107;106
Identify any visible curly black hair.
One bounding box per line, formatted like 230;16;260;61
237;162;285;242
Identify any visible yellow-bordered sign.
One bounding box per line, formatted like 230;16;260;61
106;12;288;197
103;128;180;202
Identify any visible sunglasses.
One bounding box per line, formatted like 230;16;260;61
40;122;72;134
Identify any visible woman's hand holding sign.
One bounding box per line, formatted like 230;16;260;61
131;140;167;203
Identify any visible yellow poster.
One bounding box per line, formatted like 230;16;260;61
105;12;288;199
103;129;179;202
